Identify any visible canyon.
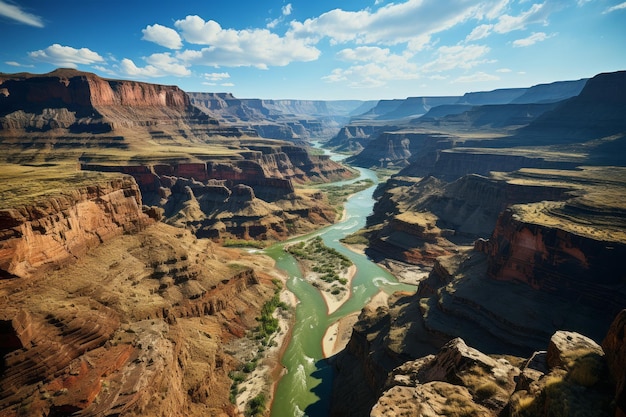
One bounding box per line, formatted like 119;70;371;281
329;71;626;416
1;68;625;417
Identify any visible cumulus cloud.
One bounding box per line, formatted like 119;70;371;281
28;44;104;67
324;47;419;88
513;31;553;47
142;24;183;49
421;44;492;73
282;3;293;16
289;0;509;47
0;0;43;27
119;53;190;78
336;46;393;62
174;15;320;68
120;59;162;78
145;53;191;76
603;1;626;13
496;68;513;73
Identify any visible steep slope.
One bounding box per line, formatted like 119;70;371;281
331;168;626;416
0;169;286;417
0;69;356;243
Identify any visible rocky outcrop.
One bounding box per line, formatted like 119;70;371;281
0;176;152;279
347;131;457;170
0;69;244;152
80;142;350;242
333;310;622;417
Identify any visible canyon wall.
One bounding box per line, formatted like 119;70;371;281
0;176;153;279
0;176;280;416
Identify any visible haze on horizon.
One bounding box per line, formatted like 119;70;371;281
1;0;625;100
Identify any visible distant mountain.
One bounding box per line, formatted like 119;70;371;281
188;92;370;140
512;71;626;146
352;96;459;121
510;78;588;104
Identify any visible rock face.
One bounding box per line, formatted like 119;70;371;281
333;316;621;416
603;310;626;417
80;142;349;242
0;186;280;416
478;204;626;320
363;171;572;268
0;176;153;279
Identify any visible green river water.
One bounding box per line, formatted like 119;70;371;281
265;163;416;417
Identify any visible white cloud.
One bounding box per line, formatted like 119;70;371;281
119;53;191;78
513;31;553;47
453;71;500;83
120;59;163;78
324;48;419;88
174;15;320;68
221;82;235;87
289;0;509;47
603;1;626;13
0;0;43;27
204;72;230;81
465;24;493;42
282;3;293;16
142;24;183;49
494;2;555;33
4;60;33;67
145;53;191;76
421;44;492;73
28;44;104;67
336;46;393;62
496;68;512;73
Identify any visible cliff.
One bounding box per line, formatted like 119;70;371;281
80;141;351;243
363;169;573;267
0;68;241;152
0;173;284;416
0;173;153;279
332;167;626;416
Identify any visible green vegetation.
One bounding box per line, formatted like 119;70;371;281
229;279;290;410
340;230;370;246
223;239;266;249
254;280;288;344
316;179;374;208
287;236;352;284
247;393;267;417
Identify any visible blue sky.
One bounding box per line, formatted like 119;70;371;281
1;0;625;100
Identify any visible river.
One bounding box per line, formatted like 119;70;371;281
265;163;416;417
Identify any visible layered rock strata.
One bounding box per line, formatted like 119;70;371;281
0;175;153;279
0;205;279;417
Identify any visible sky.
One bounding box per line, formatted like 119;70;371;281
0;0;625;100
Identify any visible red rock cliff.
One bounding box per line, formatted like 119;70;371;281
0;176;153;279
478;204;626;317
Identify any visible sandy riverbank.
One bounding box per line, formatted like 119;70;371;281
321;290;390;358
321;263;356;314
234;270;298;414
